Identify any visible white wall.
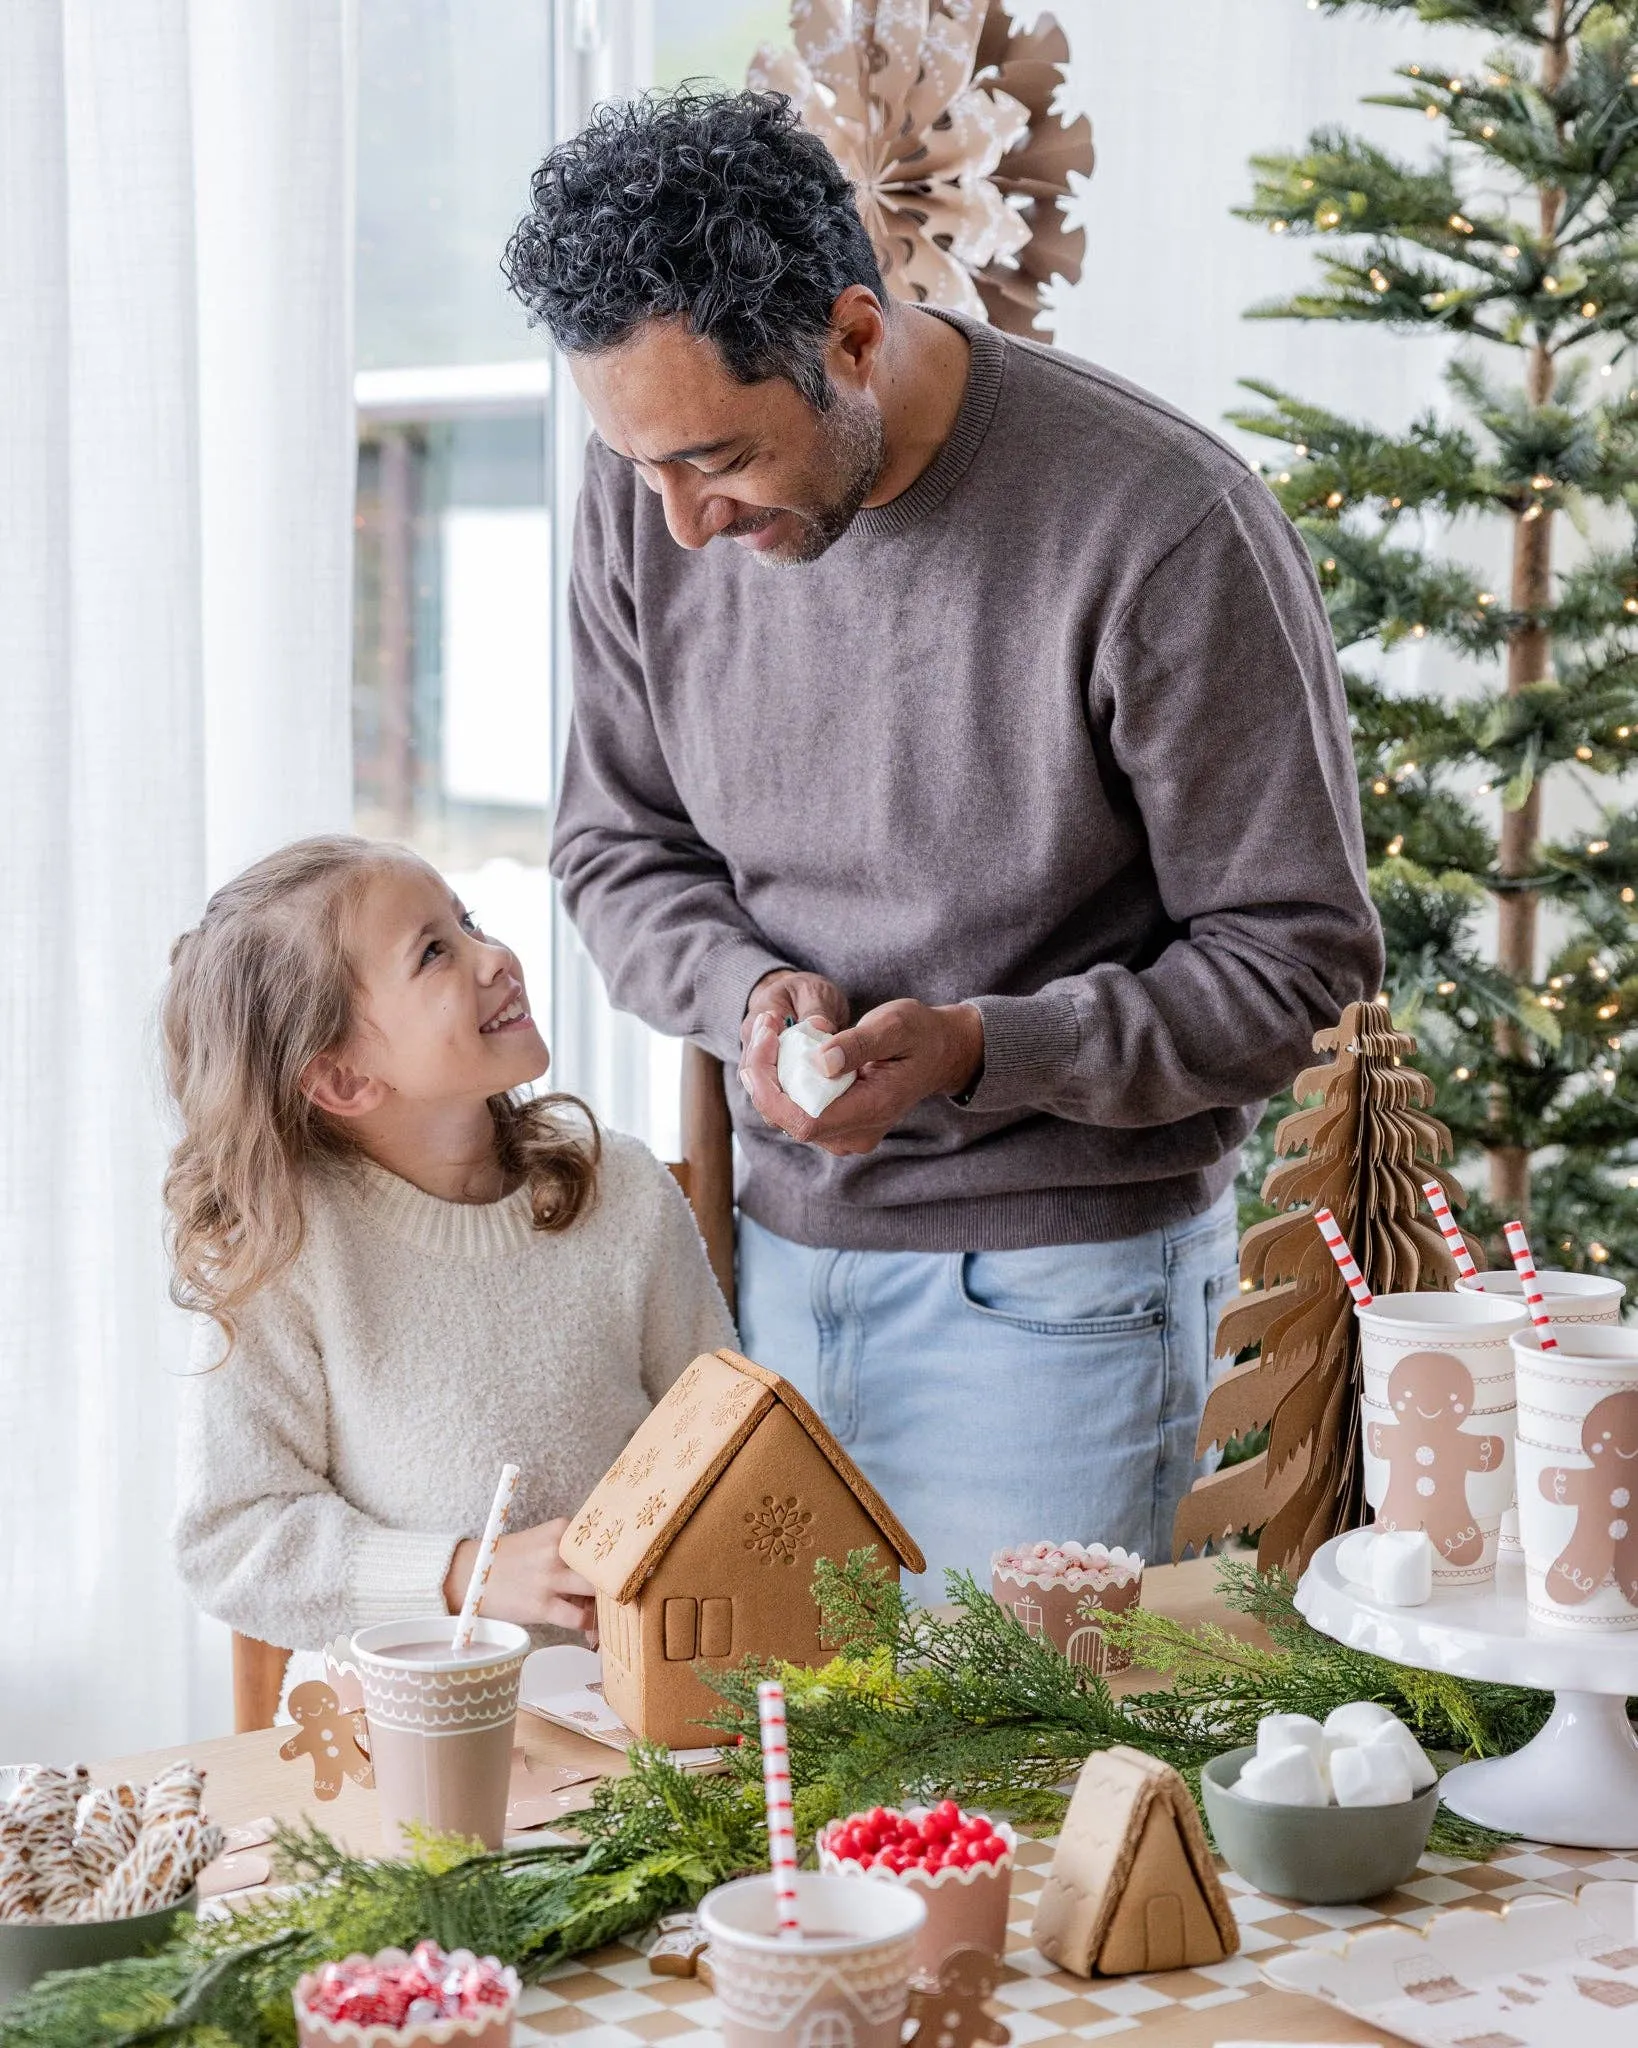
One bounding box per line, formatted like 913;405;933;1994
1045;0;1486;448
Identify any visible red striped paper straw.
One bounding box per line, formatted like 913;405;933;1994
1504;1221;1558;1350
757;1679;800;1939
1314;1207;1373;1307
1421;1180;1477;1279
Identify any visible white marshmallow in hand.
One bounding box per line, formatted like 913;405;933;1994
1364;1716;1437;1793
1256;1713;1325;1765
1330;1741;1415;1807
777;1021;856;1119
1233;1746;1329;1807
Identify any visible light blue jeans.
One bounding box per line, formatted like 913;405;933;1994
736;1186;1240;1602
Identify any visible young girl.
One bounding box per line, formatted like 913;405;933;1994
163;834;733;1661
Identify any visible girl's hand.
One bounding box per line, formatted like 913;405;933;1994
443;1516;597;1635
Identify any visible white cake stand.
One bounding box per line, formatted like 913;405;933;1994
1296;1535;1638;1849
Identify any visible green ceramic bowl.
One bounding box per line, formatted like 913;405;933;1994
0;1889;197;2007
1200;1746;1438;1905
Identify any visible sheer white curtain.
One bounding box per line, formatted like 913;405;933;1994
0;0;355;1760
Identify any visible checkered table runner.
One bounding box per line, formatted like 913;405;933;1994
512;1834;1638;2046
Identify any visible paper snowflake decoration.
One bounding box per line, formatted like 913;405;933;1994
749;0;1092;334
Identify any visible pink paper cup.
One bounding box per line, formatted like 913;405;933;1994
816;1810;1015;1976
351;1618;529;1853
292;1949;519;2046
699;1872;925;2048
990;1546;1143;1672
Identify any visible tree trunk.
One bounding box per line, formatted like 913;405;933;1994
1487;5;1567;1218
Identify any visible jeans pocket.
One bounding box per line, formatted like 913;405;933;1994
955;1246;1166;1338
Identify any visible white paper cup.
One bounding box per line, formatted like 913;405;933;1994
1357;1293;1525;1585
1457;1268;1625;1326
1513;1326;1638;1632
700;1872;925;2048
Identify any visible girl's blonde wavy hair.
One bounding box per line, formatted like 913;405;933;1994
161;835;599;1343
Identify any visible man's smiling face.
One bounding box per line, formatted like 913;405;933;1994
569;311;883;566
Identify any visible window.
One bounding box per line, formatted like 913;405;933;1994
353;0;556;1029
351;3;799;1160
652;3;790;91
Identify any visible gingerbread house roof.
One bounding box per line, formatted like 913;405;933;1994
1032;1747;1239;1976
560;1349;925;1602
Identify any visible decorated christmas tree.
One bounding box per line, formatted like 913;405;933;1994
1233;0;1638;1288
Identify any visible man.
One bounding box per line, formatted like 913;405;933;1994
504;89;1382;1592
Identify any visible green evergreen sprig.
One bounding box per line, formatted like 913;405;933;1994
705;1552;1544;1861
0;1758;768;2048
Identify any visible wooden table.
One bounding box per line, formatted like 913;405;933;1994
90;1560;1457;2046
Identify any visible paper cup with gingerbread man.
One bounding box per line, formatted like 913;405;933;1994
1357;1292;1526;1586
1513;1324;1638;1632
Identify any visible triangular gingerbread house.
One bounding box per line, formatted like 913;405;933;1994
560;1350;925;1749
1032;1747;1238;1977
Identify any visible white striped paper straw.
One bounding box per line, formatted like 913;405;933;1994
1314;1207;1373;1308
757;1679;801;1939
1421;1180;1477;1279
1504;1222;1558;1351
451;1462;520;1653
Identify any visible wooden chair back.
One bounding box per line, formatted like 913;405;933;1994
228;1046;736;1732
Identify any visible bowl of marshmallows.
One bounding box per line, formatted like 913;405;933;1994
1199;1702;1440;1904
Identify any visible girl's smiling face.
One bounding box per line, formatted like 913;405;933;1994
342;856;549;1105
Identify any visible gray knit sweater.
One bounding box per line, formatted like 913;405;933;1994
172;1133;734;1652
552;311;1382;1253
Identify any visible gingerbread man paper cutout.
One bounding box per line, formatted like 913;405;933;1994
908;1948;1009;2048
278;1680;374;1799
1367;1351;1503;1566
1539;1390;1638;1607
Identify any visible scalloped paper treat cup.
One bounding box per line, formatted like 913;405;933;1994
293;1950;519;2047
990;1545;1143;1673
351;1618;530;1853
817;1810;1015;1975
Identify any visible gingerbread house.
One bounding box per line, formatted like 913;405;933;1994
1032;1747;1238;1977
560;1349;925;1748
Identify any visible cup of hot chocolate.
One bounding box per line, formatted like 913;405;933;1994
351;1618;530;1853
698;1871;926;2048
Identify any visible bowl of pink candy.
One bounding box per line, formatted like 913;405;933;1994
293;1941;519;2046
991;1542;1143;1673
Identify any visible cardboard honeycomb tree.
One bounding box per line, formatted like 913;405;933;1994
1172;998;1481;1575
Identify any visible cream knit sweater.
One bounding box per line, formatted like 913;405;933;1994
173;1130;735;1653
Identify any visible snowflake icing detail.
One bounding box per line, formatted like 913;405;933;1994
712;1385;755;1427
742;1494;815;1565
625;1446;659;1484
672;1403;701;1435
635;1491;667;1529
675;1437;704;1469
573;1507;602;1545
592;1518;624;1561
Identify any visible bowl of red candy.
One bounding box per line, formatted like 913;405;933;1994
293;1941;520;2046
816;1803;1016;1974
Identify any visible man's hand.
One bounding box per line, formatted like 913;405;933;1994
738;965;849;1125
741;996;984;1156
443;1516;597;1637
